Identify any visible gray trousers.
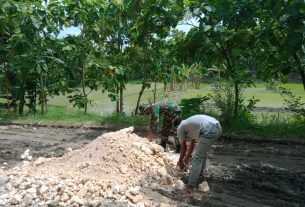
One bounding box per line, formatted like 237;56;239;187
188;123;222;187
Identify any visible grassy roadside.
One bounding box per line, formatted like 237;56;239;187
1;82;305;140
1;105;305;141
0;105;150;127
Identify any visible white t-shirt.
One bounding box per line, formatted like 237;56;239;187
177;115;220;140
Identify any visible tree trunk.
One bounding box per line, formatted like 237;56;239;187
116;86;119;113
44;76;48;112
293;53;305;92
81;57;87;115
40;75;45;114
135;83;147;115
4;61;10;113
119;84;123;114
19;88;26;116
153;82;157;103
234;82;239;117
34;83;37;116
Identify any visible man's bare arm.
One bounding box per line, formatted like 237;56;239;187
183;139;196;165
177;139;187;169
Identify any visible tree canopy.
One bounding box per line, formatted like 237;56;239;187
0;0;304;120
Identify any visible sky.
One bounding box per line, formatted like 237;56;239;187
57;21;197;38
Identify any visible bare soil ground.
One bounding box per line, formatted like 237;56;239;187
0;124;304;207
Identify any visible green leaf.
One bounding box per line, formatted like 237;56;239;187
204;5;214;12
204;25;212;32
183;0;193;6
36;64;42;73
232;48;242;57
62;45;73;51
214;25;226;32
30;16;41;29
110;0;123;5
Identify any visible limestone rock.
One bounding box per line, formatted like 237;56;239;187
9;194;22;205
174;180;184;191
163;174;173;185
159;203;171;207
128;186;140;195
0;175;10;185
119;165;128;174
0;169;5;175
20;149;31;160
198;181;210;193
119;127;134;134
71;196;84;205
156;167;167;177
34;157;46;166
125;191;142;204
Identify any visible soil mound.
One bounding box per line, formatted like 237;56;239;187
0;127;180;206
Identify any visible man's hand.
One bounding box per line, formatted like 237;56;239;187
147;129;154;142
176;160;185;171
183;156;190;167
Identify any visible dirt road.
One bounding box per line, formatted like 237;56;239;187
0;124;304;207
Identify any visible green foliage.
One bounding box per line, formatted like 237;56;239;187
254;0;305;89
265;79;279;92
210;79;259;125
279;87;305;118
179;96;210;118
67;90;93;110
225;112;305;138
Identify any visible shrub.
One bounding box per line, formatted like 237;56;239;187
179;96;210;119
279;87;305;118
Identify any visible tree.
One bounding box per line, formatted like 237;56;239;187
127;0;184;114
184;0;258;120
0;1;65;115
99;1;132;114
254;0;305;92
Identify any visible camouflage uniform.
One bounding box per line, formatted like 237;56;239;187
159;104;180;141
143;102;181;149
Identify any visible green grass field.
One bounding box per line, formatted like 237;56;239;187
47;82;305;114
1;81;304;137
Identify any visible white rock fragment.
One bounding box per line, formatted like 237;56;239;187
174;180;185;191
9;194;22;205
71;195;84;205
39;185;49;194
125;191;142;204
157;167;167;178
0;169;5;175
128;186;140;195
20;149;31;160
34;157;46;166
112;185;121;194
0;176;10;185
198;181;210;193
119;165;128;174
163;174;173;185
119;126;134;134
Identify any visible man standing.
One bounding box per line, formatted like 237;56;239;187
175;114;222;195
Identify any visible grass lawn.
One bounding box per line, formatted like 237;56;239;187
47;82;305;115
1;82;305;138
0;105;150;126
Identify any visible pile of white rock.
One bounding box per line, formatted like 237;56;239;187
0;127;189;207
